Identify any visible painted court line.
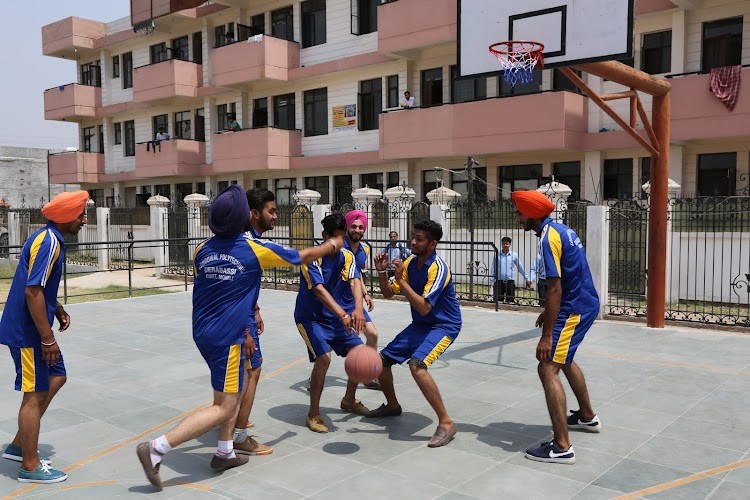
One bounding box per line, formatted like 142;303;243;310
2;356;307;499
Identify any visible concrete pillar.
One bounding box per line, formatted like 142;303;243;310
583;151;602;203
240;91;250;129
586;205;609;319
96;206;110;270
205;97;216;163
185;193;210;259
7;212;20;247
148;195;170;277
669;145;684;188
671;9;686;75
295;189;323;236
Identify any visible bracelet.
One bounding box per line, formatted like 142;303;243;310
377;270;388;275
339;312;349;319
41;339;57;347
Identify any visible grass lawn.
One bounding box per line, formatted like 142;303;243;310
59;285;173;305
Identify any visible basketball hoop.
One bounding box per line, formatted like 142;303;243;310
489;41;544;88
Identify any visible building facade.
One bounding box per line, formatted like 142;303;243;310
42;0;750;207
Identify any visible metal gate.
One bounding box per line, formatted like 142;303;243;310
606;199;648;317
166;204;189;269
108;208;149;269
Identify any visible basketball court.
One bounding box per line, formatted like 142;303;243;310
0;289;747;499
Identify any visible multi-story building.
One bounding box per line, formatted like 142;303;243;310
42;0;750;208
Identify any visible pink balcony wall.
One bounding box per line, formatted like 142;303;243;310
48;152;103;184
211;37;300;86
378;0;456;54
670;68;750;141
635;0;677;16
212;128;302;173
131;0;210;26
135;140;205;178
42;17;105;57
379;92;588;159
133;60;202;103
44;84;102;122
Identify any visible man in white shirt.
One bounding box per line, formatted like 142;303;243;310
400;91;415;109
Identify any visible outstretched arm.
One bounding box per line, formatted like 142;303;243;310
311;284;352;329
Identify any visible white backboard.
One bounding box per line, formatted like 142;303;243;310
458;0;634;77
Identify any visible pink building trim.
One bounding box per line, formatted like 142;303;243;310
48;152;104;184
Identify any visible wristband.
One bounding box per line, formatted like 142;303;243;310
41;339;57;347
377;270;388;275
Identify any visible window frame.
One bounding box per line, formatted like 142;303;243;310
82;126;95;153
122;52;133;89
301;0;327;48
271;6;295;42
499;164;543;198
697;152;737;196
305;175;330;203
273;93;296;130
124;120;135;157
112;55;120;79
171;35;190;61
701;17;743;73
304;87;328;137
387;74;399;108
174;110;191;139
420;67;443;108
450;65;487;103
152;114;168;138
358;78;382;131
150;42;168;64
253;97;269;128
217;103;237;132
602;158;634;200
553;161;582;200
641;30;672;75
114;122;122;145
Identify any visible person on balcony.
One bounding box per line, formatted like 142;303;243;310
399;91;415;109
224;114;241;132
149;127;170;153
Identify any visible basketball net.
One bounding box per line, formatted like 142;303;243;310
489;41;545;88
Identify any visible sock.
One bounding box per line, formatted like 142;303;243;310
216;440;236;459
150;436;171;467
234;428;248;443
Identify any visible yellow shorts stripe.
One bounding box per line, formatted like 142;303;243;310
223;344;241;393
423;336;452;368
296;323;316;360
553;314;581;364
20;347;36;393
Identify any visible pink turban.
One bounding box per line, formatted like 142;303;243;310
345;210;368;231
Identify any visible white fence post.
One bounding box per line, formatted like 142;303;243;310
586;205;609;319
427;186;461;235
295;189;323;238
8;212;20;247
185;193;210;259
148;195;170;277
96;207;110;270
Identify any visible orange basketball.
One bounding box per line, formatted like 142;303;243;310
345;345;382;384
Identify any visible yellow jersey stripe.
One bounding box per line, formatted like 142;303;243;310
193;240;208;276
223;344;241;393
553;314;581;364
27;231;49;280
44;242;61;285
301;262;317;289
248;240;295;269
546;227;563;277
21;347;36;392
296;323;316;360
423;336;453;367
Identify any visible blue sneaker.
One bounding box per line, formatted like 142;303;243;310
18;462;67;483
2;444;51;464
525;440;576;464
567;409;602;432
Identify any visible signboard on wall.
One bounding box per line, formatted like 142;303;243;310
332;104;357;131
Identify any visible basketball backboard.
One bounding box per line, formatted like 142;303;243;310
458;0;634;77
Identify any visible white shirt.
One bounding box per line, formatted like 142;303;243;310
400;96;415;108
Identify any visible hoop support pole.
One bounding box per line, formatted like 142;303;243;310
575;61;671;96
600;91;637;101
630;90;637;128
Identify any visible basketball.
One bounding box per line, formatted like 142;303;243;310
345;345;382;384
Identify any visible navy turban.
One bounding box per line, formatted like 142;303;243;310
208;185;250;236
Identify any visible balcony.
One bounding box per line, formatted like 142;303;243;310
378;0;456;55
212;128;302;173
42;17;105;59
44;84;101;122
48;152;103;184
135;139;205;178
133;59;202;104
670;67;750;141
379;91;587;159
211;36;300;87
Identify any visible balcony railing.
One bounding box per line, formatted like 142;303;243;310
48;151;104;184
378;0;456;54
212;127;302;172
133;59;202;103
44;83;101;121
211;35;300;86
135;139;205;178
42;17;105;58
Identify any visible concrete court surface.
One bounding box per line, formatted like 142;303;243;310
0;289;748;499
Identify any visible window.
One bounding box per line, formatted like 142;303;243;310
193;32;203;64
552;69;581;93
122;52;133;89
196;182;206;195
361;173;383;193
112;55;120;78
175;183;193;203
124;120;135;157
88;189;104;207
195;108;205;142
452;167;487;200
305;176;330;203
174;110;191;139
275;178;296;204
150;43;168;64
334;175;353;206
81;62;101;87
114;122;122;145
217;180;230;192
272;6;294;42
217;103;237;132
553;161;582;200
304;88;327;137
603;159;634;199
499;71;542;97
387;75;398;108
450;65;486;103
153;114;168;139
302;0;326;48
98;125;104;154
641;30;671;75
702;17;743;72
697;152;736;196
358;78;382;131
422;170;443;201
251;14;265;35
254;179;269;190
421;68;443;108
155;184;171;197
274;93;296;130
387;171;400;188
353;0;379;35
172;35;189;61
500;164;542;198
253;98;268;128
214;25;227;47
82;127;95;153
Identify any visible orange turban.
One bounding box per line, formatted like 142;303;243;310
511;190;555;219
42;191;89;223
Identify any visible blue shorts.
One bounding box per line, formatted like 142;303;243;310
363;309;372;323
380;324;458;369
195;343;245;393
244;325;262;370
296;319;363;362
9;346;67;393
550;309;597;365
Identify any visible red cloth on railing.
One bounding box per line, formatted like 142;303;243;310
709;65;742;111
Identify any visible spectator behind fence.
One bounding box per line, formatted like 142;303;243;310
383;230;410;278
491;237;531;304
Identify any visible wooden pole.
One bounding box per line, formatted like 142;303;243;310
647;93;670;328
576;61;671;96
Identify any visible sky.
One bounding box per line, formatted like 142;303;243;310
0;1;130;150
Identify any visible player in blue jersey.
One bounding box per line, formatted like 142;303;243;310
512;190;601;465
0;190;88;484
137;186;342;491
295;213;368;433
366;220;461;448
